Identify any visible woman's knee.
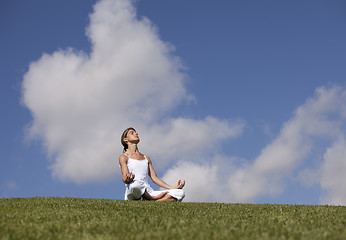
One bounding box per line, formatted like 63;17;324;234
179;189;185;199
169;189;185;202
128;182;144;200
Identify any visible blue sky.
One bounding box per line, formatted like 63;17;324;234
1;0;346;205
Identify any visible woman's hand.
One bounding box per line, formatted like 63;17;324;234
124;172;135;184
173;180;185;189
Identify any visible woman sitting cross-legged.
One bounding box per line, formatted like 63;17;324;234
119;127;185;202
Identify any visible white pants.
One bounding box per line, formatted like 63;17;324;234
125;180;185;202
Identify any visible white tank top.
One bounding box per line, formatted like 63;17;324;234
126;155;149;184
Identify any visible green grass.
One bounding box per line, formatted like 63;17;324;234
0;198;345;239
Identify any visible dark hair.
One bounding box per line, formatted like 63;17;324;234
121;127;136;152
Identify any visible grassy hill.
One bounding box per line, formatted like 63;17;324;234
1;197;345;239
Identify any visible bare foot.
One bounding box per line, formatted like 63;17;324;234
142;190;168;201
152;191;168;201
156;194;178;202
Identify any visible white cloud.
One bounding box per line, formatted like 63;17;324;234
162;161;222;202
320;137;346;205
21;0;243;184
162;86;346;204
227;86;346;203
140;117;244;169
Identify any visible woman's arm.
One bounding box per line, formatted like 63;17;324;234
147;156;185;189
119;154;135;184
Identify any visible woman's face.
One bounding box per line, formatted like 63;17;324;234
125;129;140;144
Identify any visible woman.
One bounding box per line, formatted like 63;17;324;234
119;127;185;202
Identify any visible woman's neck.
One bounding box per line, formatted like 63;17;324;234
126;144;138;154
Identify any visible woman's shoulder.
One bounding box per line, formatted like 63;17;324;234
119;153;129;162
143;154;152;162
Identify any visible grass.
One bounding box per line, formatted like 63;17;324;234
0;197;345;239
